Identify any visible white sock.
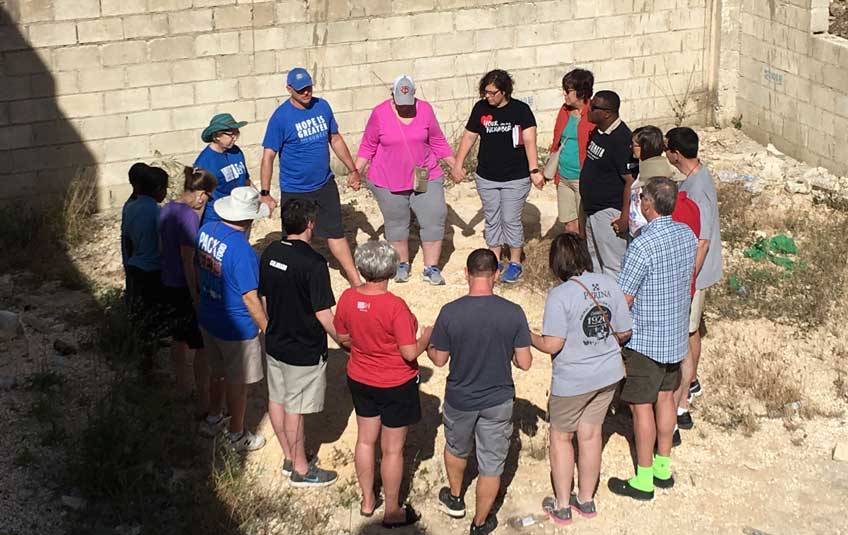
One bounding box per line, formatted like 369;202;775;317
677;407;688;416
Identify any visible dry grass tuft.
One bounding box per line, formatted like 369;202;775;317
521;236;558;294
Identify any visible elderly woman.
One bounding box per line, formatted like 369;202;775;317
530;233;632;524
195;113;251;224
333;241;432;529
627;125;678;237
452;69;543;283
354;75;456;285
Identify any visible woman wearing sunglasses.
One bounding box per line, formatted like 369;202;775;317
195;113;252;224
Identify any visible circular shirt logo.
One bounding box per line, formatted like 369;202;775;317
582;305;612;341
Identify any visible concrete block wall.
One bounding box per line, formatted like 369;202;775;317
735;0;848;176
1;0;714;209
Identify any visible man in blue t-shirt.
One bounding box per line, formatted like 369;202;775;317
259;67;362;286
196;186;271;452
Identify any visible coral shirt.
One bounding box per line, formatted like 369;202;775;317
333;288;419;388
550;102;595;185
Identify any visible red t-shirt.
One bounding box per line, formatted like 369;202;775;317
333;288;419;388
672;191;701;297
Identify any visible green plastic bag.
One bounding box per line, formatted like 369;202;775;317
743;234;797;270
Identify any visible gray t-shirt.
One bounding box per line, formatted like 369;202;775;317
680;165;723;289
542;272;631;397
431;294;531;411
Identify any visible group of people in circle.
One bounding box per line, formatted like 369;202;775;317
119;65;722;534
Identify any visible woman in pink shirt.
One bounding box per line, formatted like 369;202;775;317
355;75;456;285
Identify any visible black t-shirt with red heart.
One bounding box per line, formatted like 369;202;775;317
465;98;537;182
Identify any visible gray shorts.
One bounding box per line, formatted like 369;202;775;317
266;355;327;414
475;175;531;248
443;399;513;477
367;177;447;242
200;328;264;384
585;207;628;277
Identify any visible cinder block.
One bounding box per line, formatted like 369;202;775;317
105;88;150;113
195;79;239;103
455;8;499;31
253;27;285;51
214;5;254;29
432;32;475;56
327;19;371;44
150;129;199;154
148;0;193;12
169;10;214;33
101;41;148;66
364;40;393;62
28;22;78;48
127;63;171;88
77;19;125;43
275;0;310;23
238;74;282;99
535;43;575;67
592;58;634;81
57;93;105;118
195;32;240;56
252;2;276;27
392;0;435;14
53;45;102;71
79;67;126;92
194;0;237;6
127;110;173;135
172;104;220;129
54;0;100;19
495;47;534;70
514;22;559;48
102;0;147;16
597;14;634;38
16;0;53;23
475;27;515;50
171;58;217;83
78;114;128;140
392;36;433;60
408;12;454;35
239;31;254;53
148;36;195;61
810;7;828;33
123;14;169;39
103;136;151;162
413;55;456;80
2;49;52;75
217;55;254;78
9;98;57;124
150;84;195;109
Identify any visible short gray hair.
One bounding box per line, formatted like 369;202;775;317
642;176;678;216
354;241;399;282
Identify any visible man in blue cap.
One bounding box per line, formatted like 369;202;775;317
259;67;362;286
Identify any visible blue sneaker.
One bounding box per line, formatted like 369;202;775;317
395;262;410;283
422;266;446;285
500;262;522;283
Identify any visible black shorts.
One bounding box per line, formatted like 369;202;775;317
620;347;681;405
347;375;421;428
280;179;344;239
124;266;167;336
162;285;204;350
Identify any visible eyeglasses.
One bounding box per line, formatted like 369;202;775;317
483;89;502;97
220;130;240;138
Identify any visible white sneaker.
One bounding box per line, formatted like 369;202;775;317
229;430;266;452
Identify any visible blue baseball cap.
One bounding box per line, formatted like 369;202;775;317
286;67;313;91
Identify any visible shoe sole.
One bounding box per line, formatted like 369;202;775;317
678;421;694;430
290;478;337;488
545;510;572;525
438;503;465;518
422;276;445;286
573;508;597;519
500;277;521;284
653;477;675;489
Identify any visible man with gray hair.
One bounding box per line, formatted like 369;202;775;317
608;177;697;501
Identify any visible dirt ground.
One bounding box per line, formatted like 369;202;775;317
2;127;848;534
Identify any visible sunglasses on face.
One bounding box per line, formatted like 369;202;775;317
294;85;313;95
590;102;611;111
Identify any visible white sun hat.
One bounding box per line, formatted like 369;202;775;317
214;187;270;221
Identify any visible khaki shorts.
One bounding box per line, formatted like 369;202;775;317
557;179;581;223
689;288;706;334
266;355;327;414
549;383;617;433
620;347;681;405
200;328;264;384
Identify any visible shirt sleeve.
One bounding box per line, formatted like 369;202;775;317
178;209;199;247
689;185;714;240
262;110;283;152
617;242;649;297
610;285;633;333
356;106;381;160
309;262;336;312
324;100;339;135
429;308;450;351
391;299;418;347
513;305;532;348
332;290;350;335
233;245;260;295
522;102;537;129
425;103;453;159
541;289;568;339
612;131;634;178
465;101;482;134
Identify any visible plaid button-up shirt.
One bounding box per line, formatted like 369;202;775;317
618;216;697;364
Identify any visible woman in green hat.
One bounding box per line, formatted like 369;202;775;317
196;113;251;224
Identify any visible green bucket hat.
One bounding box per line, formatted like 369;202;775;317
201;113;248;143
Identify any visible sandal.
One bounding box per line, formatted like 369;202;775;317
360;495;384;518
382;504;421;529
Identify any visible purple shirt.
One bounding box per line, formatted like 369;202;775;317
357;99;453;192
159;201;200;288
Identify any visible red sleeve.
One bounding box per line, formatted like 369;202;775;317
333;289;351;335
577;104;595;168
550;106;568;152
391;297;418;347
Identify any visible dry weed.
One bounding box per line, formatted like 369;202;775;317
61;167;97;245
521;236;558;294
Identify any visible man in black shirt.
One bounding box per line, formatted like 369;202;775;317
579;90;634;276
259;198;340;487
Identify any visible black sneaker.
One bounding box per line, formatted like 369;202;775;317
290;465;338;488
689;378;702;398
677;411;694;430
607;477;654;501
654;474;675;489
470;514;498;535
438;486;466;518
672;429;682;448
568;494;597;518
281;455;316;477
542;496;571;525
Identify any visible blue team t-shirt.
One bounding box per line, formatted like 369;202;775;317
261;98;339;193
121;195;161;272
196;222;259;341
194;145;249;224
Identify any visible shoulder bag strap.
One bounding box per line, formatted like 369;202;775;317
570;277;613;337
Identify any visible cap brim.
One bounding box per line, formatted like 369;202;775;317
394;95;415;106
214;197;271;221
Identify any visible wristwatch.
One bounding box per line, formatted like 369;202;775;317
259;189;270;196
530;168;540;175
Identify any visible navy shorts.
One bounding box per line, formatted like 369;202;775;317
280;179;344;239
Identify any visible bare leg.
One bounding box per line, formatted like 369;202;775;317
226;382;247;434
389;240;410;264
354;416;382;514
444;448;468;498
575;422;602;503
193;348;211;416
473;475;500;526
327;237;361;286
508;246;522;264
209;374;226;417
489;245;502;262
549;429;575;506
655;391;676;458
268;401;292;461
675;332;700;411
421;240;442;268
285;412;309;474
630;403;656;469
170;341;192;397
380;425;409;524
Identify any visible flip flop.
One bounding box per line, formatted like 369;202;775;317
360;495;384;518
381;504;420;529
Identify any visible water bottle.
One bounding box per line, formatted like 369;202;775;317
507;513;548;529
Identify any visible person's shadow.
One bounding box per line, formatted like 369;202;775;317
303;349;354;455
601;387;638;470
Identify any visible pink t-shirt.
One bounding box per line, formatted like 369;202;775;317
357;99;453;192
